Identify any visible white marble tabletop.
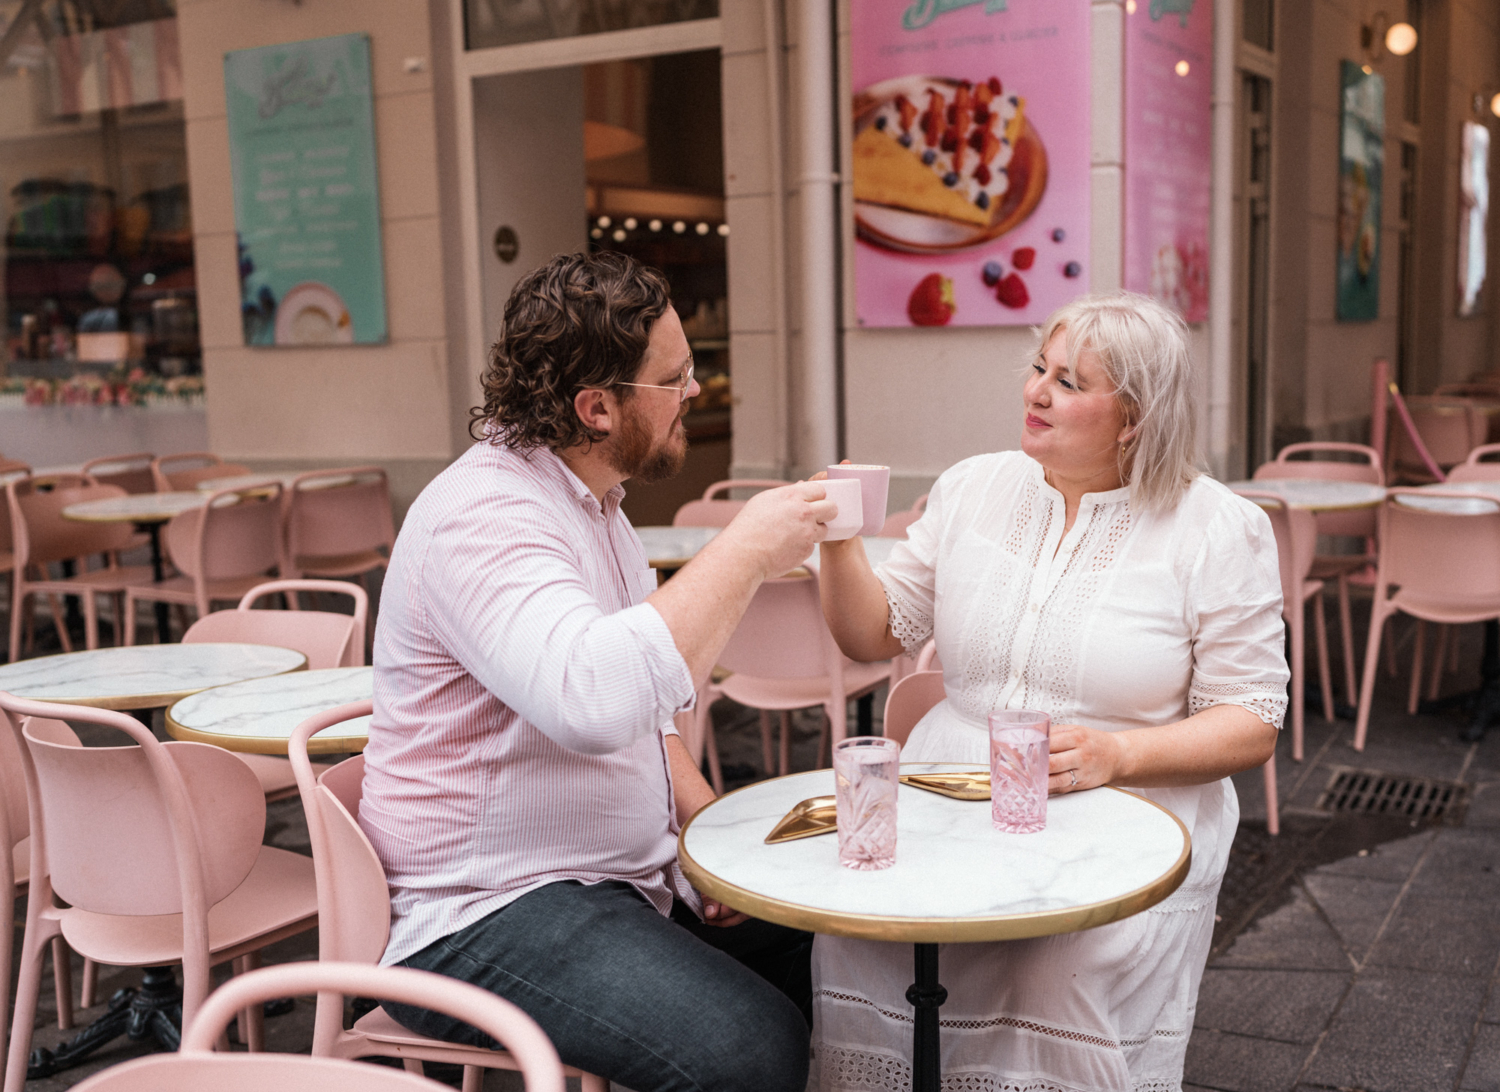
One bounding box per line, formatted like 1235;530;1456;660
803;535;903;572
1392;481;1500;515
0;643;307;711
62;491;206;523
1225;479;1387;512
167;666;372;754
635;525;722;567
679;764;1190;943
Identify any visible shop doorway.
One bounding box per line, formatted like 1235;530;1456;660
459;17;730;528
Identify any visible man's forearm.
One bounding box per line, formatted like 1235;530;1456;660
666;731;716;826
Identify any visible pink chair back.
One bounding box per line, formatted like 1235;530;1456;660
165;485;283;583
717;575;839;680
66;962;567;1092
7;477;136;568
81;453;156;495
1446;443;1500;482
1378;490;1500;606
915;639;942;672
151;453;250;492
1254;443;1382;537
882;671;945;747
878;494;928;538
284;468;395;568
672;479;786;528
182;579;366;667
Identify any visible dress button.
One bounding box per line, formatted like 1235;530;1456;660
1029;602;1040;613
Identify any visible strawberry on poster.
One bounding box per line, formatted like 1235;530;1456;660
1123;0;1212;323
851;0;1091;329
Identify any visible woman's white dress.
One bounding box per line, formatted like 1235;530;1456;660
810;452;1290;1092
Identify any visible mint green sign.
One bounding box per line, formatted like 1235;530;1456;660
225;34;387;346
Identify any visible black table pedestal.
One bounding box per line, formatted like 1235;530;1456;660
28;966;181;1079
907;943;947;1092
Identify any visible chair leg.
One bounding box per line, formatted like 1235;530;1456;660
1263;751;1280;836
1384;620;1398;677
404;1059;424;1075
5;918;59;1092
7;586;23;664
82;591;98;652
46;594;71;653
234;952;264;1052
1289;610;1305;762
1408;620;1426;715
1354;606;1391;752
80;957;97;1009
1338;574;1358;707
1312;592;1334;723
759;710;774;774
461;1065;483;1092
123;594;139;647
50;937;72;1030
1428;624;1449;702
778;711;791;777
579;1074;610;1092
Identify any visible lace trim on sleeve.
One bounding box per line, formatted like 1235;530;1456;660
1188;680;1287;730
883;581;934;659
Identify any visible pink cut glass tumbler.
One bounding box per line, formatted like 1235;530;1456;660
834;737;900;870
989;710;1051;833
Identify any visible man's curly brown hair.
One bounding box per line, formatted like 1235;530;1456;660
470;251;673;451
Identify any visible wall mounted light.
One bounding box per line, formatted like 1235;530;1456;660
1361;11;1418;63
1491;93;1500;119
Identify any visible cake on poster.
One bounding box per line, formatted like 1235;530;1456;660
850;0;1091;329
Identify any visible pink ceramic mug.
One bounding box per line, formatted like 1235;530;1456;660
827;464;891;537
819;478;864;541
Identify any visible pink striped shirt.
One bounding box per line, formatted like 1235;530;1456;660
362;441;700;965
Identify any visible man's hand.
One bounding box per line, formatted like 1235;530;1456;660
718;482;838;579
700;896;750;928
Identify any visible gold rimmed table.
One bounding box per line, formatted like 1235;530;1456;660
1222;478;1387;512
679;764;1190;1092
62;491;209;643
0;642;307;711
167;666;372;754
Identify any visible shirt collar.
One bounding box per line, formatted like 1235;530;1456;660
534;445;625;515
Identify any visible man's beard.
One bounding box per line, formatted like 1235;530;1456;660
607;400;688;484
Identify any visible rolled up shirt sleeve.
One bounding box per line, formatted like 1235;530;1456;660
423;489;695;756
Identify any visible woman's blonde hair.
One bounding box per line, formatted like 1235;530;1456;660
1035;292;1199;512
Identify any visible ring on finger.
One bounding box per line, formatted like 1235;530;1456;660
1068;769;1078;788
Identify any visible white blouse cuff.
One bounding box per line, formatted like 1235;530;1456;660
1188;681;1288;731
882;580;934;659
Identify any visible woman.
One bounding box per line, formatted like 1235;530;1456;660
812;293;1288;1092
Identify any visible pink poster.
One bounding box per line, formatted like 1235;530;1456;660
850;1;1091;328
1123;0;1212;322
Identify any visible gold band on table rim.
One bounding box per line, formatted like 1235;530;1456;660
163;710;367;754
678;781;1192;944
8;647;307;712
61;509;179;523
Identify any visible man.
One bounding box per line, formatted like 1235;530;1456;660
362;251;834;1092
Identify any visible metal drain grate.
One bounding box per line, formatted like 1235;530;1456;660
1315;768;1469;822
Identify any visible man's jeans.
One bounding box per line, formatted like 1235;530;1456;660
385;881;812;1092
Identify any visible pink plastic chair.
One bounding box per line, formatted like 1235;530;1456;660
0;714;87;1091
0;692;319;1092
878;493;928;538
124;484;283;641
1388;397;1487;482
288;703;604;1092
65;962;566;1092
7;475;154;661
882;670;945;747
914;639;941;673
150;453;251;493
671;479;786;528
180;578;367;803
1234;489;1332;811
1354;490;1500;751
1446;442;1500;482
690;573;898;792
81;454;156;496
281;468;395;587
1254;442;1384;706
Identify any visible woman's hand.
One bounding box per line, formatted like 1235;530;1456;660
1047;723;1127;794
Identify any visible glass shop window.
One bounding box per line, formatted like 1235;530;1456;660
0;0;199;383
465;0;719;52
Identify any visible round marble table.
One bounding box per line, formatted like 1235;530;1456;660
0;643;307;711
635;526;722;568
680;764;1190;1092
1223;478;1387;511
195;471;355;493
1392;480;1500;514
166;666;373;754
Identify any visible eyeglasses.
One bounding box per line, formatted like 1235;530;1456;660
612;362;695;404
